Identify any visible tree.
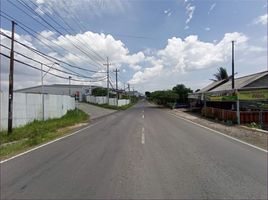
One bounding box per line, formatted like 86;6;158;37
211;67;228;82
91;87;107;96
145;91;151;98
172;84;193;103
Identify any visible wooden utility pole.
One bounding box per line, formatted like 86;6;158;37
8;21;16;134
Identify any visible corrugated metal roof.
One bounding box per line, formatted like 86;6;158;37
210;71;268;92
198;79;227;93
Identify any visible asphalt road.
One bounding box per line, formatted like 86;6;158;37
1;101;267;199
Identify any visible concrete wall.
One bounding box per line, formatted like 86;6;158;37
86;96;130;107
118;99;130;106
0;92;75;131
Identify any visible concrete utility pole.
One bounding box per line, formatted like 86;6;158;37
103;57;111;104
8;21;16;134
69;76;72;96
113;68;120;104
41;62;58;121
231;41;235;89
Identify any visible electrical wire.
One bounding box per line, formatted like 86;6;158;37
0;31;106;74
0;52;108;83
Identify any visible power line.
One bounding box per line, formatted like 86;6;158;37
28;0;106;62
0;44;106;80
0;31;106;74
0;52;107;83
16;0;105;68
0;12;105;72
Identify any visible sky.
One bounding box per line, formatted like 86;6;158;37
0;0;267;93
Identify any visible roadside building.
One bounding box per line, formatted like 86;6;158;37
15;84;102;101
188;71;268;126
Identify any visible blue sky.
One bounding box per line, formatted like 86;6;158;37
0;0;267;93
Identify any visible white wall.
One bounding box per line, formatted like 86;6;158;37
118;99;130;106
0;92;75;131
86;95;130;107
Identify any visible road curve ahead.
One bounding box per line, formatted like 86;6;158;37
1;101;267;199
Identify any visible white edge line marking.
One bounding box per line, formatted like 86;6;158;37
142;114;144;119
0;122;101;164
169;113;268;153
141;127;145;144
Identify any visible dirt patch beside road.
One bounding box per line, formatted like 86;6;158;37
170;109;267;150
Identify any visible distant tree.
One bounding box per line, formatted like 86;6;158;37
150;90;178;106
92;87;107;96
211;67;228;82
145;91;151;98
172;84;193;103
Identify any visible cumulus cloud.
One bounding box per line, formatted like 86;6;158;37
128;32;250;87
0;28;146;91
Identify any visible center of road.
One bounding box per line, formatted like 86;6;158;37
141;127;145;144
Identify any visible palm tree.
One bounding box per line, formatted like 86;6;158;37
210;67;228;82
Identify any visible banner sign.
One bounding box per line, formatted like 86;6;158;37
205;91;237;102
205;89;268;102
238;89;268;101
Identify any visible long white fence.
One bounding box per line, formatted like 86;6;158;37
0;92;75;131
86;95;130;106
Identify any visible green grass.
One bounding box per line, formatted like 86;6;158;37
0;109;89;159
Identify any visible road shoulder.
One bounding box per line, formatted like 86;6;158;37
169;109;267;151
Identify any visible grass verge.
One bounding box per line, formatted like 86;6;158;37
0;109;89;160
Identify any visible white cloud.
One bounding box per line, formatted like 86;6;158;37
253;14;267;25
205;27;210;31
184;25;189;30
34;0;129;18
185;3;195;24
208;3;216;14
128;32;254;89
129;64;163;85
0;28;146;91
164;9;172;17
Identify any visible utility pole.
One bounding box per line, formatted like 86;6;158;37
103;57;111;104
41;63;44;121
69;76;72;96
231;41;235;89
128;83;130;100
8;21;16;134
113;68;120;105
40;62;58;121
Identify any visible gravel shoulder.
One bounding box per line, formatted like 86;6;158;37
169;109;267;150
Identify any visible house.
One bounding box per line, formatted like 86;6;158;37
188;70;268;125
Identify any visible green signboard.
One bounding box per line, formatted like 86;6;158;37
205;89;268;102
238;89;268;101
205;92;237;102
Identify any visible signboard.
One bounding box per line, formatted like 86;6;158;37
205;89;268;102
205;91;237;102
238;89;268;101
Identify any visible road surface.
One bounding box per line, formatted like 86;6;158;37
1;101;267;199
